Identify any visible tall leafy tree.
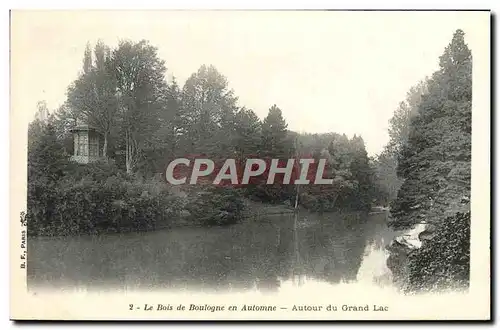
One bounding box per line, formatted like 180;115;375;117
371;150;399;203
347;135;374;210
248;105;293;203
140;77;186;174
390;29;472;230
232;107;262;159
111;40;168;173
165;77;184;155
67;40;119;158
371;79;429;205
180;65;238;157
28;120;69;182
49;104;77;155
387;80;429;157
386;31;472;292
261;104;290;158
82;42;93;75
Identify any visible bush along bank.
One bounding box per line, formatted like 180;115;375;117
26;161;247;237
386;211;470;293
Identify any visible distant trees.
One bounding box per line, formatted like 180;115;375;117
370;150;398;204
387;80;429;157
233;107;262;159
246;105;296;203
261;104;291;158
371;80;429;205
347;136;373;210
295;133;375;212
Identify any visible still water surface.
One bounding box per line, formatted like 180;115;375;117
28;211;396;292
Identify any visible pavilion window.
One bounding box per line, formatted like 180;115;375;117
89;136;99;157
78;134;88;156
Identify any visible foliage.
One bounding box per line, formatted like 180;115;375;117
370;151;400;205
26;120;249;235
387;80;429;158
390;29;471;230
405;212;470;292
370;80;428;205
67;40;118;158
28;37;385;237
232;107;262;159
179;64;239;158
57;39;376;215
261;104;291;158
112;40;169;174
27;174;184;236
385;29;472;292
185;186;246;226
28;120;70;182
294;133;375;212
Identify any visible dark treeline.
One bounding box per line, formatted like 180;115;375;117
374;29;471;292
28;40;376;236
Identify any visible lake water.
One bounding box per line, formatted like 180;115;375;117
27;210;397;293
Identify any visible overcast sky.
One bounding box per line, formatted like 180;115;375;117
11;10;488;155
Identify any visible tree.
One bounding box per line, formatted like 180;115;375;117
138;77;187;175
232;107;262;159
164;77;184;155
261;104;290;158
28;120;69;182
371;150;400;204
67;40;119;158
390;29;472;230
311;134;373;211
369;76;429;207
180;65;239;157
387;80;428;158
49;104;77;155
82;42;92;75
111;40;168;174
34;100;50;122
246;105;294;203
347;135;374;210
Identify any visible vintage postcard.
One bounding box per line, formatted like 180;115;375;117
10;10;491;321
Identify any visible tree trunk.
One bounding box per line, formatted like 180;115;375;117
125;129;132;174
103;131;108;158
125;128;140;175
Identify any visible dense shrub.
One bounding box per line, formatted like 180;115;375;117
63;160;129;183
406;212;470;292
298;191;336;212
27;173;184;236
185;186;246;226
244;184;295;205
27;156;250;235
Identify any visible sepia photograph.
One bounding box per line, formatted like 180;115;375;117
9;9;491;321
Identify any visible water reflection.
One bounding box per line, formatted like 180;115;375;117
28;211;394;292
